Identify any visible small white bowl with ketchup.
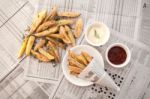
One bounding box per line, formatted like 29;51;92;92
105;43;131;68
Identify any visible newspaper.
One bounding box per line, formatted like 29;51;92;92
0;0;55;98
0;28;149;99
0;61;53;99
0;0;34;82
0;0;150;99
29;0;150;47
23;0;87;83
50;29;150;99
24;0;143;83
138;0;150;46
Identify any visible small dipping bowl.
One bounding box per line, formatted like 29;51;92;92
105;43;131;68
85;22;110;46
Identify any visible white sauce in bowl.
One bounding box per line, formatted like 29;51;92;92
86;22;110;46
87;25;106;44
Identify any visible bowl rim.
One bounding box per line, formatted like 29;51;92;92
105;43;131;68
85;21;110;46
62;45;104;86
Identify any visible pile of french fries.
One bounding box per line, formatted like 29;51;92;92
68;50;93;76
18;6;84;64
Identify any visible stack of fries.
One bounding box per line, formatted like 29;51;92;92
68;50;93;76
18;6;84;64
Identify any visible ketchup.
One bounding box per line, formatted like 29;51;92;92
108;46;127;65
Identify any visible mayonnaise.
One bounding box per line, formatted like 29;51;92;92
87;25;106;45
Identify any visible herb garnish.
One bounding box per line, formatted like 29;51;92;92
94;29;100;39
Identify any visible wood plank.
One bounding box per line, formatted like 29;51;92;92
0;0;34;81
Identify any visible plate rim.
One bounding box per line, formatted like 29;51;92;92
62;45;104;86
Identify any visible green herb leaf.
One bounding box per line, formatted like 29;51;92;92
94;29;100;39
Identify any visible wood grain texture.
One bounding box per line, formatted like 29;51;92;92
0;0;33;81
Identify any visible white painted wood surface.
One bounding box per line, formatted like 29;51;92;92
0;0;150;99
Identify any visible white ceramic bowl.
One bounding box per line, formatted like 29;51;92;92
62;45;104;86
85;21;110;46
105;43;131;68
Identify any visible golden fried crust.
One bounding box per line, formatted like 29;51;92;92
75;18;83;38
26;36;35;56
58;12;80;18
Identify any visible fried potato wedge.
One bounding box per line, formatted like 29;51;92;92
69;65;82;74
75;18;83;38
58;12;80;18
18;37;28;58
68;50;78;59
34;38;46;51
38;48;54;60
47;33;62;39
81;51;93;63
34;26;58;37
70;71;79;76
29;10;47;34
47;41;60;63
36;20;56;32
68;58;86;69
44;6;57;22
68;50;93;75
59;26;71;44
65;25;76;46
31;50;50;62
47;48;54;56
26;36;35;56
46;37;66;49
76;54;88;65
17;7;85;64
57;19;74;26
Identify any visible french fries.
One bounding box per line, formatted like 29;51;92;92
47;48;54;56
47;41;60;63
59;26;71;44
58;12;80;18
26;36;35;56
81;51;93;63
31;50;50;62
75;18;83;38
69;65;82;74
68;50;93;76
38;48;54;60
46;37;66;49
34;26;58;37
68;50;78;59
18;5;84;66
57;19;74;26
44;6;57;21
29;10;47;34
65;25;76;46
18;37;28;58
34;38;46;51
36;20;56;32
70;71;79;76
68;58;85;69
76;54;88;65
47;33;62;39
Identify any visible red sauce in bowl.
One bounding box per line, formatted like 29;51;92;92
108;46;127;65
